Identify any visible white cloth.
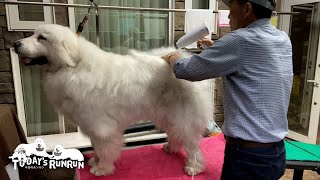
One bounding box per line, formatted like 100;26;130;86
218;10;230;27
184;9;214;49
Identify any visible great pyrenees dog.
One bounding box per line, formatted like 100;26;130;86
14;24;211;176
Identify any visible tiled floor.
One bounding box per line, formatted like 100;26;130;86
281;169;319;180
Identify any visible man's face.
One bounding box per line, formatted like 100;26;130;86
228;0;247;31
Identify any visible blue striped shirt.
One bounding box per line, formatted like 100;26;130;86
174;18;293;143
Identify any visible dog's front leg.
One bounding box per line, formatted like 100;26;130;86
163;130;183;154
89;134;123;176
183;140;205;176
88;139;99;167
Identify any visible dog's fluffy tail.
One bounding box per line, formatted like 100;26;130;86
147;47;177;56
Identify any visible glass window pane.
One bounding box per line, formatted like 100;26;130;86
288;6;315;136
20;66;58;136
65;117;78;133
74;0;169;54
54;0;70;26
18;0;45;21
192;0;209;9
20;65;77;136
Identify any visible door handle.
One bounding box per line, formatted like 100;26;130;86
307;80;319;87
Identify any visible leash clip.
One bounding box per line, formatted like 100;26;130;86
88;0;98;14
76;0;98;36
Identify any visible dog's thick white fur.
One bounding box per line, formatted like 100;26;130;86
14;24;211;176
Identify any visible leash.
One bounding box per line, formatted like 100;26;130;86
76;0;98;37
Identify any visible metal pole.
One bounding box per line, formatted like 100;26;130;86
0;1;300;15
0;1;217;13
277;12;301;15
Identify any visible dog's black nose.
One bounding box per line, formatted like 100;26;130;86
13;41;21;49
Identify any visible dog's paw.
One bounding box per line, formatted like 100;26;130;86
184;165;204;176
163;143;171;153
163;143;179;154
88;157;97;167
89;164;115;176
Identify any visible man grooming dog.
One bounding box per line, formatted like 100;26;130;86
14;24;211;176
162;0;293;179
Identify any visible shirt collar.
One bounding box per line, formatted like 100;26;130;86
246;18;271;28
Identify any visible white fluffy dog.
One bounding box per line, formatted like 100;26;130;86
14;24;211;176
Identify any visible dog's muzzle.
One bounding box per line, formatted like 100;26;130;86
21;56;49;66
13;40;49;66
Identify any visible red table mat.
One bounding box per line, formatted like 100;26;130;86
77;133;225;180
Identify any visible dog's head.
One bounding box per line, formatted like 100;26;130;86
14;24;80;71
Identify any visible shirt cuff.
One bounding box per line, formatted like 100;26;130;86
173;57;188;74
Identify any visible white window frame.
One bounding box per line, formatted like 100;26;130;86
168;0;174;46
279;0;320;144
6;0;76;31
185;0;216;10
185;0;218;34
6;0;54;31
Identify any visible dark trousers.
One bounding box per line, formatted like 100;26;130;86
221;140;286;180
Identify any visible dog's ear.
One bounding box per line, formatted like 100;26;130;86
61;41;77;67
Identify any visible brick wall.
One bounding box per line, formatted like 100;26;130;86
215;1;230;127
0;4;22;106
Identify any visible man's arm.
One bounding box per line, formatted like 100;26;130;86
163;32;242;81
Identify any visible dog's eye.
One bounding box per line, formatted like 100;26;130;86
38;35;47;41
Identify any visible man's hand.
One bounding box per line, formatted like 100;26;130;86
197;38;214;49
161;52;182;66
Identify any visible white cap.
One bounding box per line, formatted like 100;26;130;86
222;0;275;11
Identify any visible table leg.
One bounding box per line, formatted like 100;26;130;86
292;169;303;180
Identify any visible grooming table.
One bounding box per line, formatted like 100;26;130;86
77;134;225;180
76;135;320;180
285;141;320;180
